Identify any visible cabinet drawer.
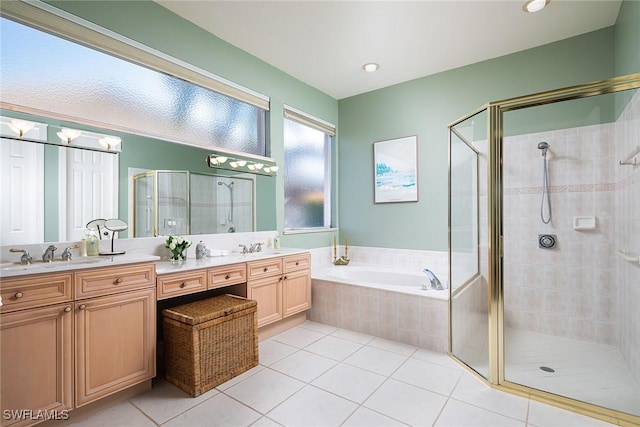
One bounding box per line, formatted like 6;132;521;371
209;263;246;289
0;273;72;313
247;258;283;280
283;253;311;272
75;262;156;299
157;270;207;300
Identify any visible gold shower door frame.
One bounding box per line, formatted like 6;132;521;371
448;72;640;426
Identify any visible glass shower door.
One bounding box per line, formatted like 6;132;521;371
449;109;488;379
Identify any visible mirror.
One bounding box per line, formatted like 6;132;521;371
0;110;277;245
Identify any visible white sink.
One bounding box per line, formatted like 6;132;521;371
1;257;108;273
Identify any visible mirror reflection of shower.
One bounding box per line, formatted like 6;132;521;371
538;141;552;224
217;179;236;233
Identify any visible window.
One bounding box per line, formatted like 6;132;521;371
0;9;268;156
283;106;334;230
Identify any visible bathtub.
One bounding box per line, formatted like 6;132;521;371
310;263;449;352
313;264;448;300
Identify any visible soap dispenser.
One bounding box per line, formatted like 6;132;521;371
195;241;207;260
85;229;99;256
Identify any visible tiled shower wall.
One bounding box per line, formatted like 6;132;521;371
502;90;639;386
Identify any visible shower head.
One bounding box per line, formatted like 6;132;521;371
537;141;549;157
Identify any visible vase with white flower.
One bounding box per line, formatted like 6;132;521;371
165;235;192;263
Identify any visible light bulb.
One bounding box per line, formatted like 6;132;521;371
98;136;121;150
57;128;81;144
8;119;35;137
236;160;247;167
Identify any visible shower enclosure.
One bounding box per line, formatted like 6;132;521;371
448;73;640;425
133;170;254;237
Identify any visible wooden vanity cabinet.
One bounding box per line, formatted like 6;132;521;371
282;253;312;317
74;264;156;407
0;302;73;427
247;253;311;328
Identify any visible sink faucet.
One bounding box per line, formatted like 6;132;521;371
61;244;79;261
249;242;263;253
9;248;33;265
423;268;446;290
238;244;249;255
42;245;57;262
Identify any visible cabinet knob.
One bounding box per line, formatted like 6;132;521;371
295;261;299;266
78;304;86;310
225;274;231;280
14;292;23;299
283;276;288;280
64;306;72;313
115;277;123;284
263;267;268;272
179;282;186;288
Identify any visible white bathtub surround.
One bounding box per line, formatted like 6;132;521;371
308;246;449;352
309;245;448;280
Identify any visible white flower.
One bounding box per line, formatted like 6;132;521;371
169;242;176;250
177;237;184;245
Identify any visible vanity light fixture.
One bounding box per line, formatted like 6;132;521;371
523;0;549;13
8;119;35;137
362;63;379;73
57;128;82;144
98;135;122;150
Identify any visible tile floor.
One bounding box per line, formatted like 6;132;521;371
70;321;616;427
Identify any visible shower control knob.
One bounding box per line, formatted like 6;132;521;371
538;234;557;249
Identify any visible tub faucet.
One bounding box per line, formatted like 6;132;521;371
42;245;57;262
423;268;445;290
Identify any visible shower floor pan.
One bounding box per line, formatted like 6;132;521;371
504;328;640;416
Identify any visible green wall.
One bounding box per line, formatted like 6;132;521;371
33;1;640;252
46;0;339;249
338;27;626;251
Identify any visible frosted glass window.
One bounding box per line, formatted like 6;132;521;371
284;117;332;230
0;18;265;155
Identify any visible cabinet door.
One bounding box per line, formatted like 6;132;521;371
1;303;73;427
283;269;311;318
75;288;156;407
248;276;282;328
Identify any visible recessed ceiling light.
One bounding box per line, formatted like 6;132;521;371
362;63;379;73
523;0;549;13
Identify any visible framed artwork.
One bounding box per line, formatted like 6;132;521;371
373;135;418;203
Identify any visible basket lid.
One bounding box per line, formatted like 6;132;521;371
163;294;256;325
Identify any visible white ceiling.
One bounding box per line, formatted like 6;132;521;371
156;1;622;100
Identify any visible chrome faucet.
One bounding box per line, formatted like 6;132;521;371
61;244;79;261
238;244;249;255
423;268;446;290
249;242;263;253
9;248;33;265
42;245;57;262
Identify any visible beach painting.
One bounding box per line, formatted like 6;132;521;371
374;136;418;203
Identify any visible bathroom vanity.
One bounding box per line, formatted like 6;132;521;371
0;249;311;426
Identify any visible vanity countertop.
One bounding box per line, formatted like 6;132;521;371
155;248;309;276
0;253;161;279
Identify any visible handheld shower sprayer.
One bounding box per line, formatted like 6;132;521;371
538;142;552;224
538;141;549;157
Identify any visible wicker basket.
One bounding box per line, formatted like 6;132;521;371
162;294;258;397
